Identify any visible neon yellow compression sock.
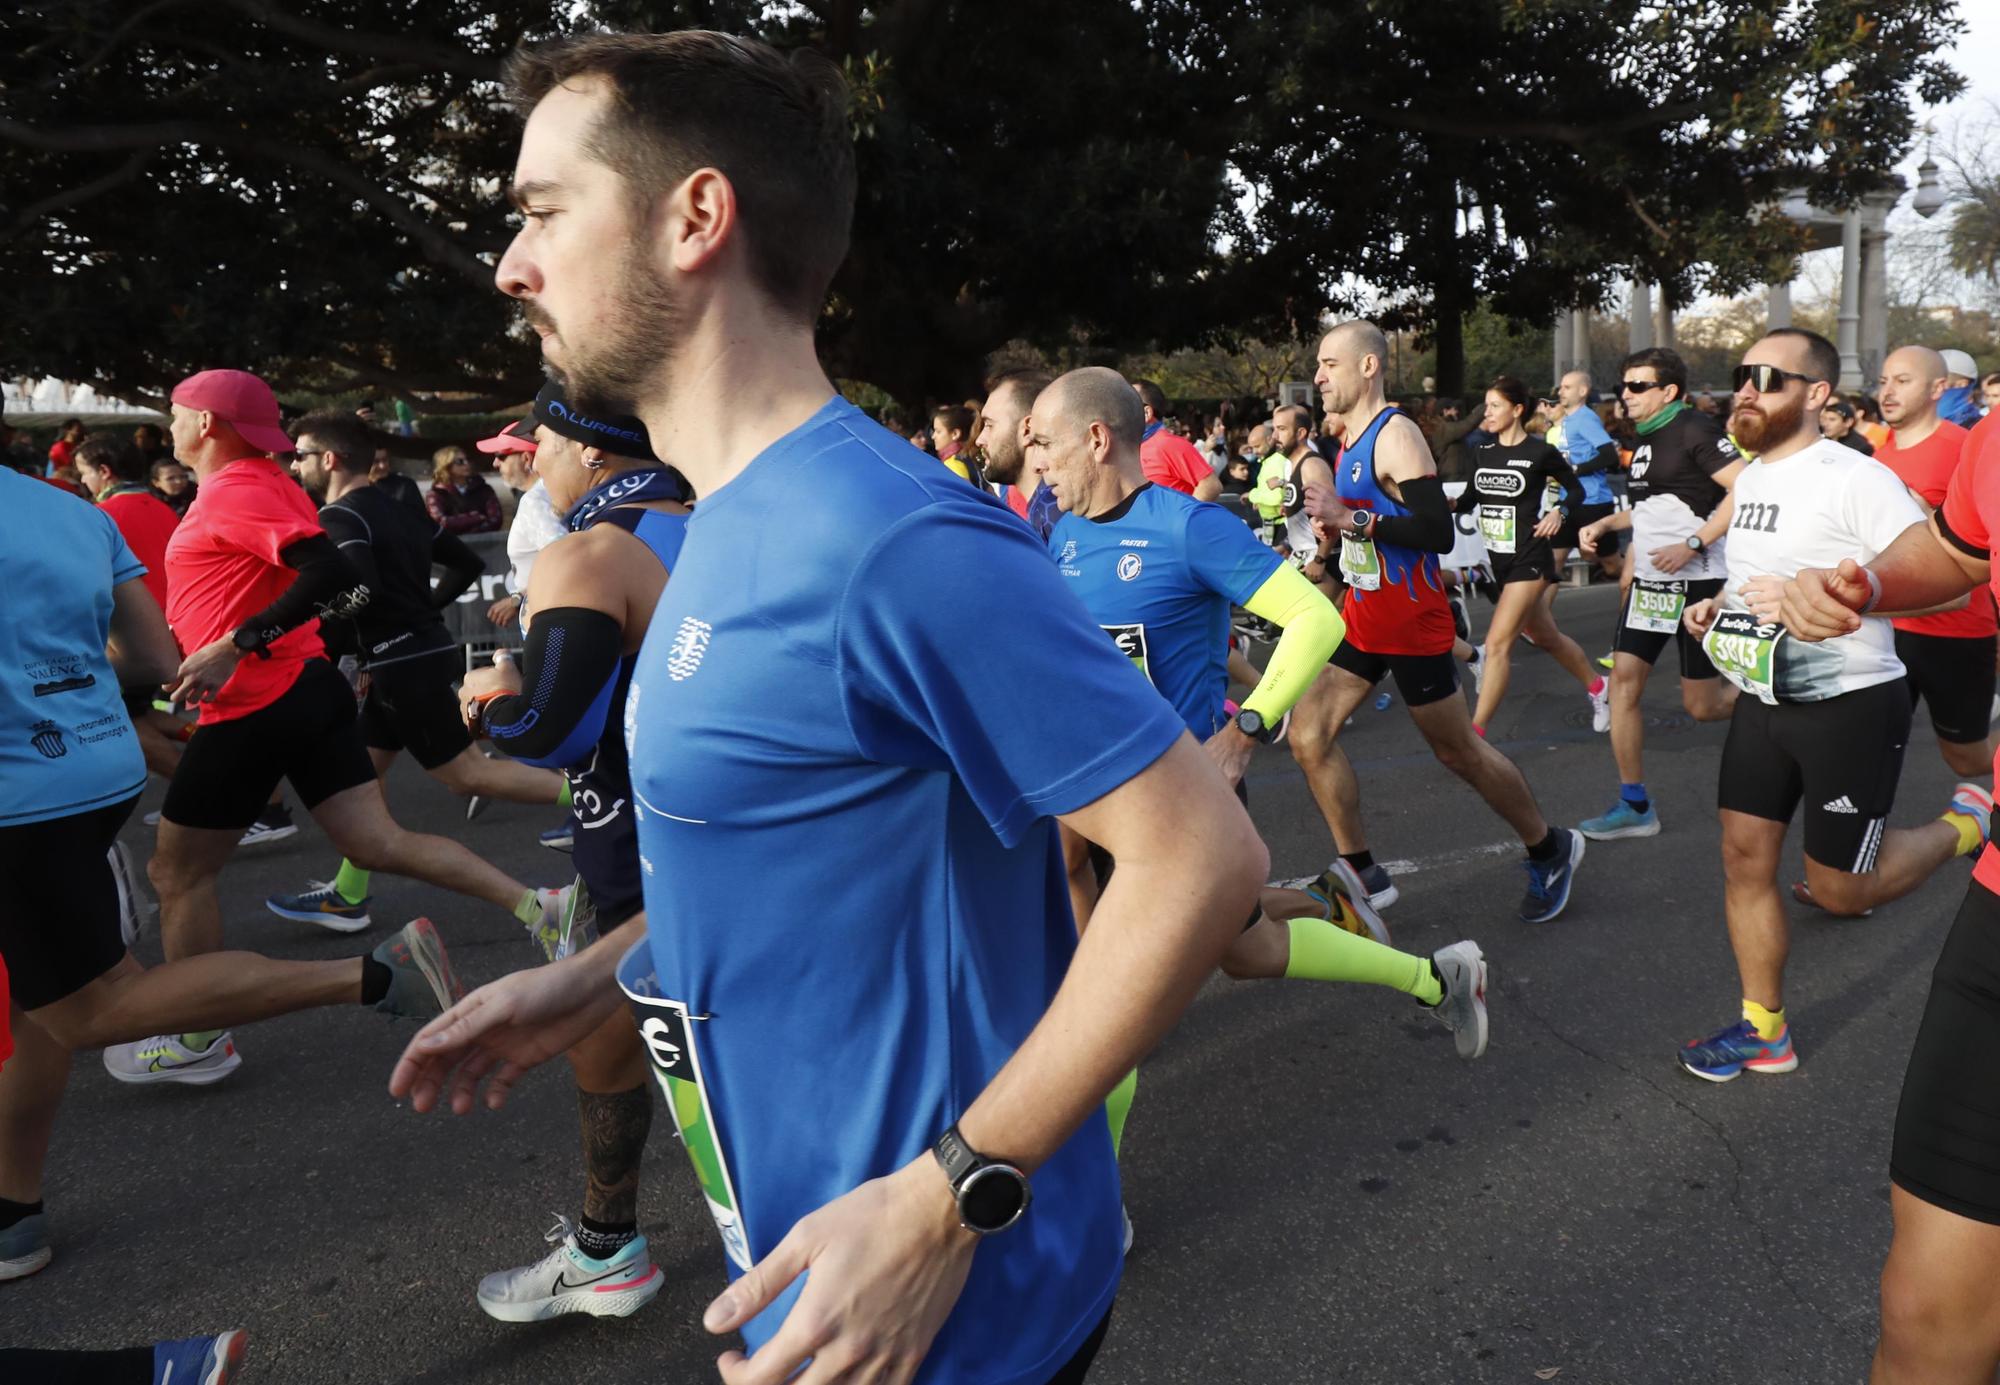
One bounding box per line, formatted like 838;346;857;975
513;890;545;926
333;859;371;905
1284;916;1442;1005
557;778;572;808
1742;999;1786;1041
181;1030;223;1052
1104;1067;1138;1159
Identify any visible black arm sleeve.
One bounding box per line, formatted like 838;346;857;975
430;530;487;609
1368;475;1454;553
1550;451;1585;513
236;535;371;650
1573;442;1619;478
482;607;626;767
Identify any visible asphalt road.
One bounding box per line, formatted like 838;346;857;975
3;581;1975;1384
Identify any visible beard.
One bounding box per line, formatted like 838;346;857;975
1729;390;1806;454
983;436;1024;486
537;245;685;419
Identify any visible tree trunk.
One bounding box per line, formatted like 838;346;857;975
1429;165;1467;397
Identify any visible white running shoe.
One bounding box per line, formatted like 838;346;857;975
143;809;162;827
103;1032;242;1086
108;840;155;946
1121;1205;1134;1257
477;1216;663;1323
1466;647;1485;697
1428;941;1489;1060
1589;678;1611;734
527;884;589;963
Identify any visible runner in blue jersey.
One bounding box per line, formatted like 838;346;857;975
1033;367;1488;1049
453;381;685;1326
390;33;1269;1384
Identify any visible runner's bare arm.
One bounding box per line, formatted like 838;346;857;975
1779;515;1983;641
106;576;181;689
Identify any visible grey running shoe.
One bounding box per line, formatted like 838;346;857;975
477;1215;663;1323
372;918;464;1019
103;1033;241;1086
1428;940;1489;1060
0;1211;51;1281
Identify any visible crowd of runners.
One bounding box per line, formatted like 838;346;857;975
7;26;2000;1385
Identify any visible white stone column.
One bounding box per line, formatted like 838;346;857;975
1655;291;1676;351
1768;281;1793;330
1860;224;1890;387
1570;307;1591;382
1552;311;1574;385
1837;208;1863;390
1629;279;1654;351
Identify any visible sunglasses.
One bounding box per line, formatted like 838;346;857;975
1619;379;1665;395
1732;363;1821;393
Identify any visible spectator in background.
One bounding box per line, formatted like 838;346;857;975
1854;395;1890;450
1431;396;1481;482
366;448;427;515
1692;393;1720;417
1219;454;1256;499
426;444;502;534
132;423;172;473
0;411;42;476
151;456;196;516
1939;349;1982;426
74;435;180;613
1131;378;1223;500
1820;397;1875;455
1982;371;2000;414
475;419;558;633
47;418;85;473
931;404;979;482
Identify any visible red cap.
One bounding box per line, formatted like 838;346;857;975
475;417;538;456
170;369;294;456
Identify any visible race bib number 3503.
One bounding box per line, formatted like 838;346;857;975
1625;580;1688;635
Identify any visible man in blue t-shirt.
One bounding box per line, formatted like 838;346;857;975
1033;367;1489;1052
389;32;1272;1385
1547;370;1624;581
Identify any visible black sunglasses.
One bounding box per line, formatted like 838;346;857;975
1732;363;1822;393
1619;379;1665;395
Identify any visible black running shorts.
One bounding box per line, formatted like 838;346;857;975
1613;577;1724;680
1896;629;1997;747
1488;548;1560;587
1329;642;1460;708
359;645;474;770
161;659;378;830
0;796;136;1008
1893;879;2000;1224
1716;679;1910;873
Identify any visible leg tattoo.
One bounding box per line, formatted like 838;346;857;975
578;1084;653;1227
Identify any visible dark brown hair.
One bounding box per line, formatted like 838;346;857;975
293;411;374;473
76;434;147;484
1486;375;1533;428
932;404;974;439
505;31;856;324
1620;347;1689;402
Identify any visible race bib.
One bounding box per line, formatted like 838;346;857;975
1625;579;1688;635
1340;533;1382;591
617;943;751;1271
1101;623;1152;681
1702;609;1783;705
1477;505;1517;555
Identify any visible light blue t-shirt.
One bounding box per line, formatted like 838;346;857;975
1553;405;1617;506
1048;484;1282;739
622;396;1184;1384
0;470;148;825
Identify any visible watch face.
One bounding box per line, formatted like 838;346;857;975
959;1164;1029;1233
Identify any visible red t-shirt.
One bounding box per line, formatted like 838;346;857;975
37;474;84;498
1140;428;1214;497
1939;427;2000;894
164;457;325;724
1879;421;1996;640
1005;485;1032;522
99;486;182;618
48;439;75;469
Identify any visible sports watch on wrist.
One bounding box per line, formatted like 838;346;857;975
231;625;273;660
933;1123;1032;1235
1235;708;1274;743
1347;510;1372;539
1685;535;1706;553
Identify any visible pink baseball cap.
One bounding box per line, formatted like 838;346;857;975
170;369;294;455
475;417;538;456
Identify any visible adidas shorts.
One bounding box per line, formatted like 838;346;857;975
1717;679;1910;873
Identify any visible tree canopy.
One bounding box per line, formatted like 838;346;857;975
0;0;1968;416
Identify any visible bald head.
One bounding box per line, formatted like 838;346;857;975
1314;319;1390;416
1039;367;1144;450
1327;319;1389;368
1878;344;1948;432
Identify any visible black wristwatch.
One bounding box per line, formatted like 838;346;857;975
1347;510;1372;539
1685;535;1706;553
933;1123;1031;1235
231;625;273;660
1235;708;1274;743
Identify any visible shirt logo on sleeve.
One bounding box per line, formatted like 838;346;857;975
1116;553;1144;581
666;617;712;682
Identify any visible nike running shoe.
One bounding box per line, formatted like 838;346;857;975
153;1330;248;1385
526;884;589;963
265;880;372;934
104;1032;241;1086
1373;691;1394;711
539;823;575;853
0;1211;50;1281
1596;650;1615;671
1589;679;1611;734
1305;859;1392;945
1519;828;1585;923
1948;781;1995;850
1679;1018;1797;1082
1465;647;1485;697
373;917;464;1019
1579;800;1660;840
238;802;297;847
1448;593;1471;645
1427;940;1489;1060
477;1215;663;1322
110;839;154;946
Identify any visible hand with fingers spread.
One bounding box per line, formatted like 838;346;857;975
389;953;624;1114
1780;561;1873;642
704;1154;977;1385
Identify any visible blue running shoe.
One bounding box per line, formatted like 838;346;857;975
1579;800;1661;841
1374;691;1394;711
1679;1018;1797;1083
1519;828;1585;923
155;1329;247;1384
265;880;372;934
0;1211;50;1281
540;823;574;853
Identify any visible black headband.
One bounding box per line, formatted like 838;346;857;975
532;380;659;462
